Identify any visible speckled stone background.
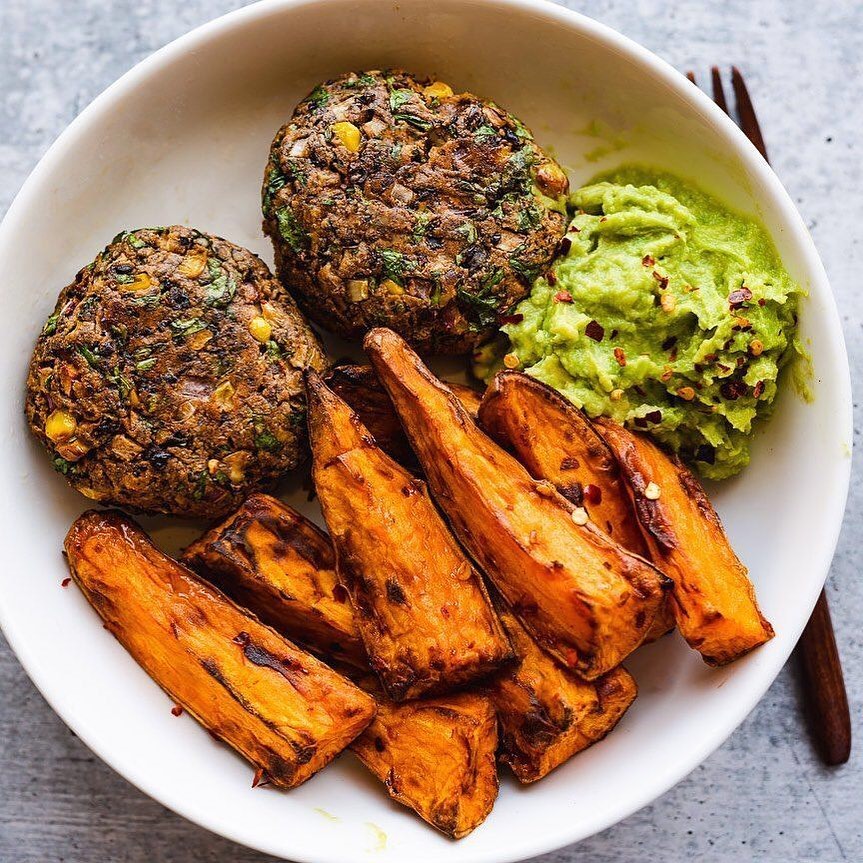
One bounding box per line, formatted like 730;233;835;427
1;0;860;860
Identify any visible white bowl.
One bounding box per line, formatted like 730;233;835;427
0;1;851;861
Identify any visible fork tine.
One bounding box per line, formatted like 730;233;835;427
686;70;697;84
731;66;769;162
710;66;729;116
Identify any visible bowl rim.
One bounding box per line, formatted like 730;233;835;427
0;0;852;860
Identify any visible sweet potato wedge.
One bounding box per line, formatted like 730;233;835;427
352;686;499;839
365;328;670;680
594;418;774;665
486;598;636;782
181;493;366;669
306;371;513;700
64;510;376;788
326;364;482;465
478;371;648;556
478;371;674;643
185;495;500;836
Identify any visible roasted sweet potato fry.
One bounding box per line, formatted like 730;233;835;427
186;494;500;836
478;371;674;642
181;493;366;669
478;371;649;556
64;510;376;788
352;686;499;839
326;364;482;465
486;599;636;782
306;371;513;700
594;418;774;665
365;328;669;680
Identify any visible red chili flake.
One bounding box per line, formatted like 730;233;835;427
252;768;271;789
668;347;678;362
703;353;718;362
728;286;753;307
758;298;766;307
599;216;608;223
642;254;655;267
613;347;626;367
584;319;604;341
652;271;669;289
559;237;572;255
61;577;72;588
753;380;765;398
546;270;558;285
645;410;662;424
171;705;183;717
720;380;748;400
736;356;746;367
554;290;573;304
232;631;251;647
499;313;524;325
583;484;603;505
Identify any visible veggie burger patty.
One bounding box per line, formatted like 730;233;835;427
263;69;569;354
25;226;328;518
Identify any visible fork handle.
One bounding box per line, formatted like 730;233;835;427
796;589;851;765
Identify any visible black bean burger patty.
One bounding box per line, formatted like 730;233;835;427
263;70;569;354
25;226;328;518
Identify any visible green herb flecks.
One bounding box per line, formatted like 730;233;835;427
456;282;501;332
275;207;309;254
254;427;282;452
379;249;413;286
306;85;330;108
509;249;543;284
169;318;207;339
192;471;209;501
203;258;236;307
265;340;282;360
262;163;287;215
517;202;545;232
393;113;432;132
412;212;432;241
135;357;158;371
474;125;498;141
345;73;377;89
52;456;74;475
389;89;414;111
42;312;60;337
456;221;478;246
77;345;100;368
107;366;133;400
114;272;136;285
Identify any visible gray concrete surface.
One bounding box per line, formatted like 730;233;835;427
1;0;860;860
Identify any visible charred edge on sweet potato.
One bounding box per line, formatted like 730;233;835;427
325;363;483;467
64;509;376;788
478;370;649;555
593;418;774;665
181;492;367;669
485;598;637;782
364;327;671;680
478;371;675;643
351;688;499;839
306;370;513;700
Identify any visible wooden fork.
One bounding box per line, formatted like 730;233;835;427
686;66;851;767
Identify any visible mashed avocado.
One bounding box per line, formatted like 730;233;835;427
476;167;802;480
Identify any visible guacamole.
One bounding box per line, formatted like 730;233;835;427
476;167;802;480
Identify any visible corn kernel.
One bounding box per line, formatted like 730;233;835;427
248;316;272;343
45;410;77;442
118;273;152;292
347;279;369;302
610;388;624;401
187;329;213;351
503;353;520;369
660;292;676;313
749;338;764;356
423;81;453;100
644;482;661;500
177;250;207;278
331;121;361;153
381;279;404;296
212;380;235;409
676;386;696;401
